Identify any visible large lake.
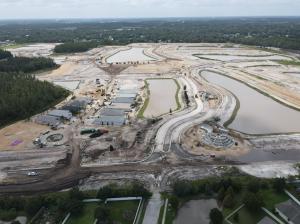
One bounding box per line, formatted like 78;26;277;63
106;47;155;63
201;71;300;134
143;79;178;117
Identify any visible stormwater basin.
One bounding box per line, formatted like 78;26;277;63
174;199;219;224
143;79;178;117
201;71;300;134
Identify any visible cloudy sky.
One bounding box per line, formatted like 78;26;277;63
0;0;299;19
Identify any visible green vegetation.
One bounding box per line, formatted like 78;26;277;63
137;80;150;118
165;174;293;224
0;49;12;59
0;187;85;223
106;201;139;224
54;41;99;53
174;79;182;111
0;72;69;127
278;60;300;66
1;18;300;50
67;203;98;224
209;208;223;224
0;56;58;73
97;183;152;200
0;49;69;127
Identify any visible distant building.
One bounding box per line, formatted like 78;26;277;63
48;109;72;120
62;97;92;113
99;108;125;117
275;199;300;224
112;97;135;104
35;115;61;128
93;116;126;126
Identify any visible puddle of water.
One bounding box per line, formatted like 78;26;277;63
174;199;218;224
107;48;155;63
196;54;290;62
236;148;300;163
144;79;177;117
201;71;300;134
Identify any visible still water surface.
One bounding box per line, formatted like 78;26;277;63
201;71;300;134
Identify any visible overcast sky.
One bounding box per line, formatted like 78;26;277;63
0;0;300;19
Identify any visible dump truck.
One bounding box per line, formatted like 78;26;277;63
89;129;109;138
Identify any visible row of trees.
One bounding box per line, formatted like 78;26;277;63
0;56;57;73
0;188;84;222
54;41;99;53
172;177;287;223
0;49;69;127
97;183;152;200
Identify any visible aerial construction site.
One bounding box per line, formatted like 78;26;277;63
1;42;300;223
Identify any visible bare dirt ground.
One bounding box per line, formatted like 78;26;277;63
182;126;251;157
0;121;49;151
1;42;300;193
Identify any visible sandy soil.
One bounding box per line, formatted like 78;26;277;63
182;126;251;157
0;121;49;151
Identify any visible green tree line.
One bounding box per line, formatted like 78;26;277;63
54;41;100;53
0;49;69;127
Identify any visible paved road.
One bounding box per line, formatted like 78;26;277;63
142;192;163;224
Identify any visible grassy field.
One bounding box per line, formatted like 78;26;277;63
278;60;300;66
107;200;139;224
67;203;98;224
0;44;24;50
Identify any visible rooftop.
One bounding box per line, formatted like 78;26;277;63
276;199;300;224
257;216;277;224
48;109;72;120
93;115;126;126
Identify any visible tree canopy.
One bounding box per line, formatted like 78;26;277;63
54;41;99;53
0;49;69;127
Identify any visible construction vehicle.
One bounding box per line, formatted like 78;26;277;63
80;129;96;135
89;129;109;138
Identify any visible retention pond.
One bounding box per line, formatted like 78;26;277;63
143;79;178;117
201;71;300;134
107;47;155;63
174;199;219;224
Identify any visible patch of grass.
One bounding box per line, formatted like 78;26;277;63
228;207;264;224
0;43;24;50
261;189;289;210
107;200;139;224
157;201;165;224
174;79;182;111
67;203;98;224
164;206;177;224
278;60;300;66
137;200;148;224
137;80;150;118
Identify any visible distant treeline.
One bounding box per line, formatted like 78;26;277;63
54;41;100;53
0;50;69;127
0;18;300;50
